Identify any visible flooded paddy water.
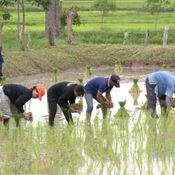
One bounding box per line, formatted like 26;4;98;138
0;66;175;174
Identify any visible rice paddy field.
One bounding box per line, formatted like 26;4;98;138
1;1;175;174
1;68;175;174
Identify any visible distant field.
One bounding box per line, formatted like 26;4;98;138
63;0;175;10
2;0;175;50
4;10;175;32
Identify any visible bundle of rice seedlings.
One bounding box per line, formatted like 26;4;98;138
129;78;141;94
114;61;123;74
77;78;84;85
114;100;130;118
70;103;83;111
86;65;92;77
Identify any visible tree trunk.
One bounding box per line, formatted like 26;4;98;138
17;0;20;40
67;11;74;44
0;23;4;49
20;0;25;50
45;0;61;46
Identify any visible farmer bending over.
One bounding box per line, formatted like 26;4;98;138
85;74;120;121
0;84;45;125
47;82;84;126
146;71;175;117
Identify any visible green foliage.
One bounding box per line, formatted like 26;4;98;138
61;6;81;27
27;0;52;10
93;0;116;12
2;12;11;20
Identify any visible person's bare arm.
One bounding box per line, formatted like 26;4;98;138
105;90;113;108
96;91;108;105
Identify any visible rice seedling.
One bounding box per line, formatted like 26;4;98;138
161;63;169;70
114;100;130;118
77;77;84;85
114;60;123;74
51;68;59;82
129;78;141;94
85;64;92;78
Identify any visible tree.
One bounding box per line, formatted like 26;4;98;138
60;6;81;44
0;0;51;50
93;0;116;24
45;0;61;46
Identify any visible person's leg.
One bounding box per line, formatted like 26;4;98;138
159;95;166;107
145;78;157;117
85;93;93;122
47;95;57;126
159;95;167;115
0;87;12;126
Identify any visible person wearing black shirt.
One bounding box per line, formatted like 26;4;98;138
0;84;45;125
47;81;84;126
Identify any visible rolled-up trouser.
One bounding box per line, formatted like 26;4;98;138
85;92;94;116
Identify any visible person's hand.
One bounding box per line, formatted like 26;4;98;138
69;107;81;113
23;112;33;121
104;101;113;108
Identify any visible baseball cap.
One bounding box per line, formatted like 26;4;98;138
111;74;120;87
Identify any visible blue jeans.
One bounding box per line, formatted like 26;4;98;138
85;92;94;116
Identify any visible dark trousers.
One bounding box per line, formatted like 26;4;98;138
48;96;73;126
48;96;57;126
146;78;166;116
146;78;157;111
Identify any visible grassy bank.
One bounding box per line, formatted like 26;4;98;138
3;44;175;77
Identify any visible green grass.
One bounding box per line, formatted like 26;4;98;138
3;44;175;77
63;0;175;11
2;10;175;51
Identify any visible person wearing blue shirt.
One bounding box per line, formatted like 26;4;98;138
146;71;175;117
85;74;120;121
